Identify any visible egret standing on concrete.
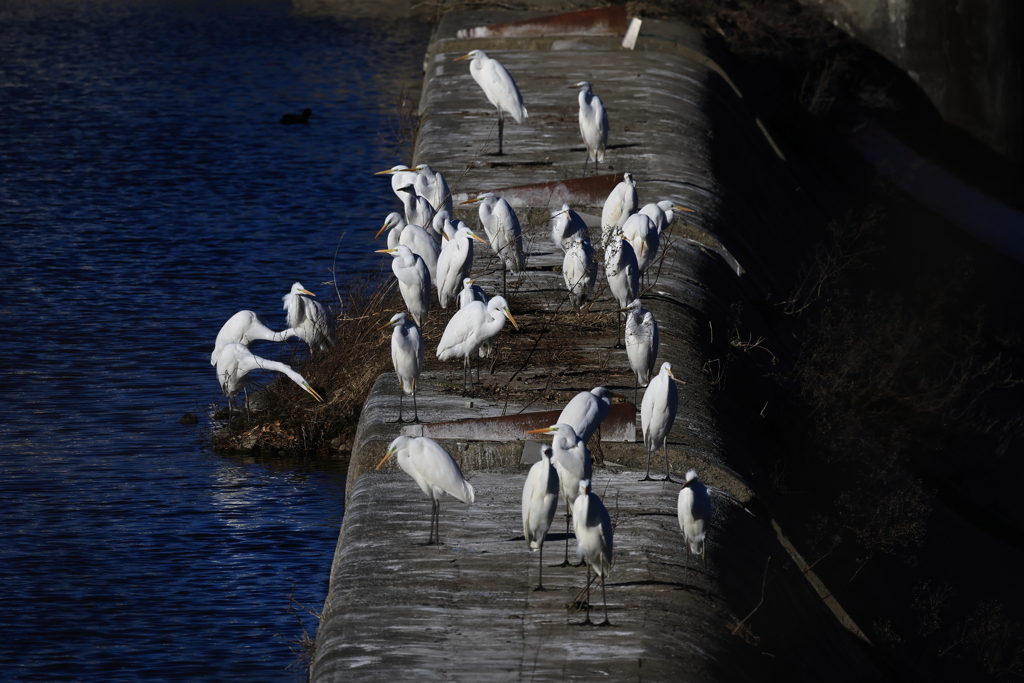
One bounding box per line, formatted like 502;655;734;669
622;212;660;278
557;386;613;444
601;172;638;248
436;226;487;311
526;422;592;567
462;192;525;296
641;362;679;482
573;479;613;626
437;295;518;395
381;312;424;423
604;228;640;348
377;245;431;328
282;282;333;354
375;435;475;545
522;445;560;591
216;342;323;418
455;49;528;156
550;204;589;253
622;299;659;403
211;310;295;366
678;469;713;597
571;81;608;175
562;236;597;312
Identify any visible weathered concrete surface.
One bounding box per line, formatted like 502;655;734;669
312;4;885;681
314;470;875;681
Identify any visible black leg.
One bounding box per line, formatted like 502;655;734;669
640;448;654;481
581;563;593;625
534;544;547;591
598;558;611;626
497;110;504;156
614;311;625;349
660;436;677;482
412;385;420;423
556;501;572;567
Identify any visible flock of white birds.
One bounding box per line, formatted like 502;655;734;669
208;49;712;623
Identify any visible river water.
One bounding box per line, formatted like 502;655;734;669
0;1;429;679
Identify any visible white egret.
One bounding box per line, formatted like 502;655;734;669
604;229;640;348
437;295;518;395
557;386;612;444
550;204;589;253
375;435;475;545
282;282;333;353
381;312;424;424
641;362;679;482
216;342;323;417
621;212;659;277
462;192;524;296
571;81;608;175
377;245;430;328
211;310;296;366
376;218;440;286
376;212;407;249
678;469;713;597
522;444;560;591
526;422;592;567
639;200;693;235
411;164;452;215
374;164;418;202
397;183;435;232
562;236;596;312
621;298;659;404
573;479;613;626
436;226;487;311
458;277;489;310
601;172;638;248
455;49;528;156
432;209;453;243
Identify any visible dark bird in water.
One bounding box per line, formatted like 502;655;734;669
280;108;311;125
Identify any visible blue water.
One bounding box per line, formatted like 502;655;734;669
0;1;429;679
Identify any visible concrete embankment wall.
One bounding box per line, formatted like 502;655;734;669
311;5;882;681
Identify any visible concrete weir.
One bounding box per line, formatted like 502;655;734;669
312;4;882;681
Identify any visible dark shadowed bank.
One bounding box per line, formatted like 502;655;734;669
217;1;1024;680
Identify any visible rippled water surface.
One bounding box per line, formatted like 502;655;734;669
0;1;429;679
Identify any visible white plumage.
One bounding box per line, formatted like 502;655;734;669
211;310;295;366
601;172;638;248
550;204;589;253
641;362;679;481
437;295;517;393
376;435;474;545
282;282;333;353
573;81;608;175
378;245;430;328
623;299;659;401
456;49;527;155
562;237;596;312
411;163;452;215
382;312;424;423
522;445;560;590
377;212;407;250
621;212;660;275
465;192;525;275
397;183;435;232
678;469;713;596
216;342;322;415
377;219;441;286
572;478;614;625
556;386;612;444
436;226;486;310
605;230;640;348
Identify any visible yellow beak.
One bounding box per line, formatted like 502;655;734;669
375;447;397;470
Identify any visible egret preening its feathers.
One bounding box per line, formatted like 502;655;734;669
455;49;528;156
557;387;612;445
377;245;431;328
211;310;295;366
381;312;424;423
621;212;660;277
396;183;436;235
601;172;638;248
437;295;518;395
526;422;592;567
216;342;323;418
622;299;659;403
282;282;333;353
375;435;474;545
436;226;487;311
573;478;613;626
678;469;713;597
571;81;608;175
522;444;560;590
641;362;679;482
410;163;452;215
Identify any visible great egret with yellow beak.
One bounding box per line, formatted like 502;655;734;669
641;362;679;482
437;295;518;395
282;282;333;354
522;445;560;591
455;49;528;156
571;81;608;175
216;342;323;418
678;469;713;597
381;312;424;423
